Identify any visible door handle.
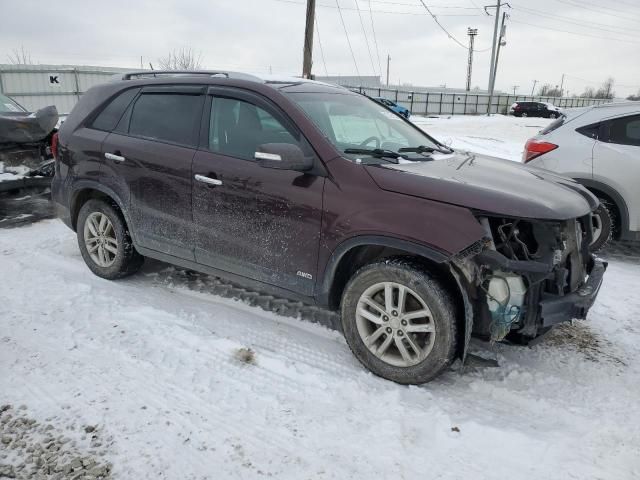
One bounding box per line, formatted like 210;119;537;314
105;152;125;163
194;174;223;186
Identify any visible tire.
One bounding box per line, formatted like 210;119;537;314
340;258;457;384
521;112;528;117
549;112;558;119
77;199;144;279
589;200;613;253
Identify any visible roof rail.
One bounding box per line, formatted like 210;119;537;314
112;70;264;82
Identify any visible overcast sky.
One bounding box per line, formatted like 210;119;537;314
3;0;640;97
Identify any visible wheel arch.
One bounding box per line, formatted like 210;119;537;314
574;177;629;238
70;182;132;235
316;235;469;360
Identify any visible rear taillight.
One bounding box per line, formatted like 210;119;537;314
51;132;59;160
523;138;558;163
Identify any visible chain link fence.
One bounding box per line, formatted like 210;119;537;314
348;85;610;116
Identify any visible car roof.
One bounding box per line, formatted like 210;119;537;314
110;70;347;94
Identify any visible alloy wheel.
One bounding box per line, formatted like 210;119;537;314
355;282;436;367
84;212;118;267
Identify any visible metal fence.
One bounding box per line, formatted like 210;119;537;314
348;85;610;116
0;64;129;114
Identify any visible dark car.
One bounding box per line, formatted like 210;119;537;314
510;101;562;118
52;71;606;384
372;97;410;118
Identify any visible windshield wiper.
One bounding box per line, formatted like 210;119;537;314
343;148;402;163
399;144;453;155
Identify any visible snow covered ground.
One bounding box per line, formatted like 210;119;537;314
1;115;639;479
413;114;551;162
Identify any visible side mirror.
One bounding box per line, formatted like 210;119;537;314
254;143;313;172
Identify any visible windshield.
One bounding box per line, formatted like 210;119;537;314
0;94;26;113
285;92;442;161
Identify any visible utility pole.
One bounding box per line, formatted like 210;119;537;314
487;11;508;114
512;85;519;95
559;73;565;96
531;79;538;96
486;0;502;115
466;28;478;91
386;54;391;86
302;0;316;79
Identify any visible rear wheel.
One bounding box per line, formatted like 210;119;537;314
77;199;144;279
340;259;457;384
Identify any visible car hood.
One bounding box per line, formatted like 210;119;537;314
364;151;597;220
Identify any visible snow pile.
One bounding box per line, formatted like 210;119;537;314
413;114;552;162
0;162;30;183
1;220;639;479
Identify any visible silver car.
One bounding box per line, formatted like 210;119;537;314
524;102;640;249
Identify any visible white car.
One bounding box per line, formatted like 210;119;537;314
524;102;640;249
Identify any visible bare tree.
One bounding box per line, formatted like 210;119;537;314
7;46;33;65
580;87;596;98
538;84;562;97
157;48;203;70
594;77;615;99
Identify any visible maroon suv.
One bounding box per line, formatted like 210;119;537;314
52;71;606;384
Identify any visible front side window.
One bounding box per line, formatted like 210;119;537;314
129;93;202;146
285;91;440;160
607;115;640;147
208;96;300;160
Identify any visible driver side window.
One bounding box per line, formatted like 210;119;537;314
209;96;300;161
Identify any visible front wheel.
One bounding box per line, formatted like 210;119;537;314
340;259;457;384
521;112;528;117
77;199;144;279
549;112;558;119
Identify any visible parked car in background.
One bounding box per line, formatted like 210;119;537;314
0;93;59;178
53;71;605;384
524;102;640;250
372;97;410;118
510;101;561;118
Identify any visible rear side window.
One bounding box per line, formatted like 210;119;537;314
90;88;139;131
607;115;640;147
575;123;600;139
129;93;202;146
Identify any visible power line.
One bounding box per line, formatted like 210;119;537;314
335;0;361;77
271;0;484;16
361;0;479;9
314;15;329;76
367;0;383;77
354;0;378;75
416;0;470;49
554;0;640;24
509;18;640;45
511;4;640;35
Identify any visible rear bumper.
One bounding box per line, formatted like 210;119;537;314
51;172;73;230
539;259;608;327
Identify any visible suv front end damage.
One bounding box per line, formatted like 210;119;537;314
456;214;607;344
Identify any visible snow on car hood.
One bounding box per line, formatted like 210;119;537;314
365;151;597;220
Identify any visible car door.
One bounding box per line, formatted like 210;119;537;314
593;114;640;232
102;86;205;260
191;88;325;296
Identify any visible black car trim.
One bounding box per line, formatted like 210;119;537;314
573;177;630;237
315;234;450;306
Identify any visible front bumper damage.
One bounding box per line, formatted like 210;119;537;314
455;214;608;344
539;259;606;327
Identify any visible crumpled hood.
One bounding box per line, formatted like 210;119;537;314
364;151;598;220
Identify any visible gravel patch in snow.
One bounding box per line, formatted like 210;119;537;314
0;405;112;479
